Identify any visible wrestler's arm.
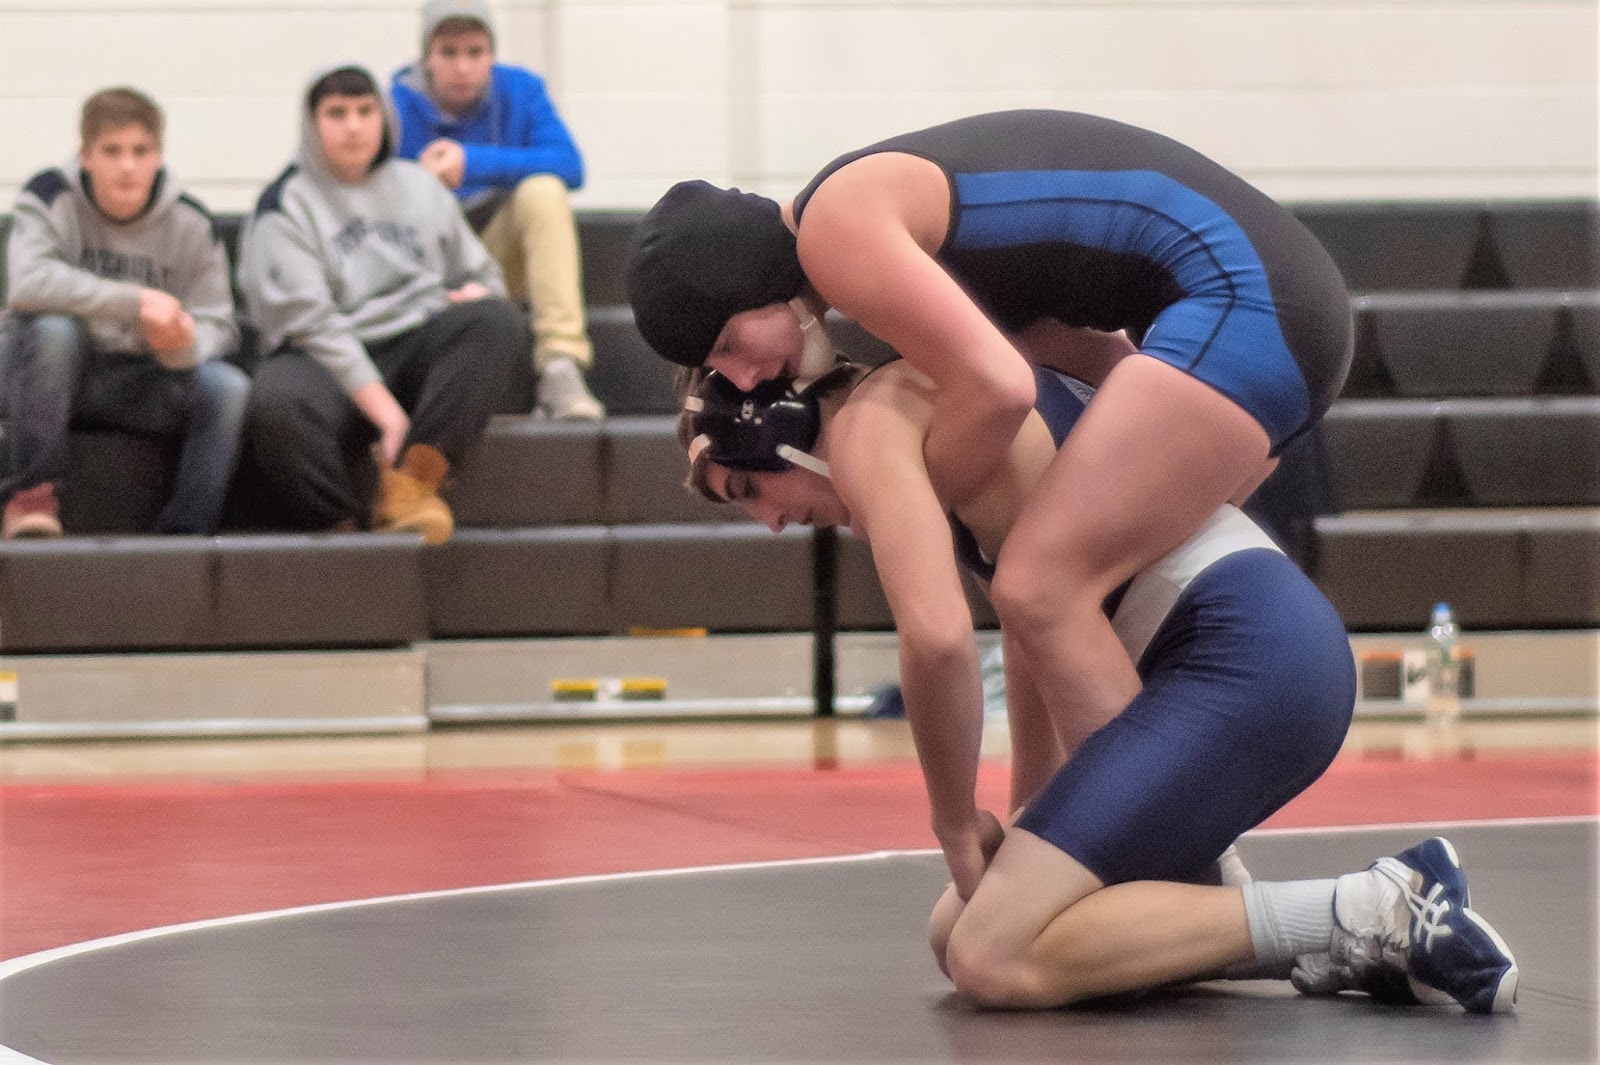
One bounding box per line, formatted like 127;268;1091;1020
796;153;1037;511
830;385;1000;899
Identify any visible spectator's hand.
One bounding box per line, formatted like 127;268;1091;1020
420;138;466;190
148;312;197;367
352;382;411;466
138;288;190;353
375;412;410;467
447;282;490;303
934;808;1005;901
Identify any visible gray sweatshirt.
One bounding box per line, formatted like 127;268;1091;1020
237;69;505;396
3;164;237;368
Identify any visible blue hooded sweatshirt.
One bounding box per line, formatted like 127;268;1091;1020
390;62;584;206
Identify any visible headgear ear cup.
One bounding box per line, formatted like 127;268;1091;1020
688;373;824;474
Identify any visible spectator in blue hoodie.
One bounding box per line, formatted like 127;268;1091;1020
390;0;603;420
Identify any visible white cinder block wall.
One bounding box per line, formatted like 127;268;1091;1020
0;0;1595;213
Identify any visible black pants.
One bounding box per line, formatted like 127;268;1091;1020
240;297;531;531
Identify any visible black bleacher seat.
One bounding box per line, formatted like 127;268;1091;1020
1322;398;1600;510
0;533;427;653
834;527;997;632
610;523;815;632
209;533;427;648
1446;398;1600;507
1489;202;1600;290
576;211;640;309
1568;291;1600;389
0;537;213;651
1521;511;1600;626
1291;203;1480;292
1321;400;1442;510
0;427;178;534
586;305;677;415
452;417;604;528
59;431;178;532
834;529;894;631
425;527;611;638
601;416;746;525
1313;511;1526;630
1362;291;1561;397
4;203;1598;644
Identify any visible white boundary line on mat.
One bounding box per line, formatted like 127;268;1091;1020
0;814;1593;1062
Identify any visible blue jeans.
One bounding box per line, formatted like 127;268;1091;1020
0;313;250;534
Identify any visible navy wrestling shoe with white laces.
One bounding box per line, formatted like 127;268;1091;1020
1293;836;1518;1013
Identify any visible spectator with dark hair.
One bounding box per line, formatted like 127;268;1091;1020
236;64;528;544
390;0;604;421
0;86;248;538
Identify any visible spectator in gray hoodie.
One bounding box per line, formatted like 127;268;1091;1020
0;87;248;538
237;65;529;544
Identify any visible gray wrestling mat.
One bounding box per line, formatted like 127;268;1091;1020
1;820;1593;1064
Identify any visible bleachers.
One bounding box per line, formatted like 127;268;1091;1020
0;201;1596;698
1297;200;1599;631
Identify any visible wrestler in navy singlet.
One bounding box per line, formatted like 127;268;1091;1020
794;111;1353;450
951;369;1356;884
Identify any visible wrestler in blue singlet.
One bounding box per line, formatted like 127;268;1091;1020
794;111;1353;451
952;369;1356;883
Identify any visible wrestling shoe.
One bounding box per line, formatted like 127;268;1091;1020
1293;837;1517;1013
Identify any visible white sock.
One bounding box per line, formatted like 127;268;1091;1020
1242;879;1338;972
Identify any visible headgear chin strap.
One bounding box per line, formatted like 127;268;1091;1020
789;297;838;389
685;373;829;479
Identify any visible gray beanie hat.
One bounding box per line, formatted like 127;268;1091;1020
421;0;495;53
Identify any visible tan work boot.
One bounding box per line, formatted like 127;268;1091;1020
373;444;454;545
2;482;64;540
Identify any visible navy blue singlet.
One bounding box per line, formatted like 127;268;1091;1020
945;367;1356;884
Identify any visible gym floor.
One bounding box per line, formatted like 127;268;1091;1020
1;716;1596;1063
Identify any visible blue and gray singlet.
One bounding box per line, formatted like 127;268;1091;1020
793;110;1353;451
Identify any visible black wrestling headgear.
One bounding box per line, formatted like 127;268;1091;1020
628;180;807;368
684;373;825;476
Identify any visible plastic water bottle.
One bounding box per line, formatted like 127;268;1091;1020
1424;602;1462;731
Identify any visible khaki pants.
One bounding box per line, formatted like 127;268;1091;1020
479;174;592;371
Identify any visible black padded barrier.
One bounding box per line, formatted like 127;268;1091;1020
0;427;178;535
0;537;214;652
833;527;997;633
1489;202;1600;290
834;529;895;632
601;417;748;526
1567;292;1600;390
3;202;1598;652
424;527;611;638
586;306;678;415
1291;203;1480;292
1365;291;1561;397
1320;400;1442;509
1521;510;1600;627
1313;512;1526;630
210;533;427;649
575;210;640;309
451;417;604;528
609;523;814;633
0;533;428;653
1446;397;1600;507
